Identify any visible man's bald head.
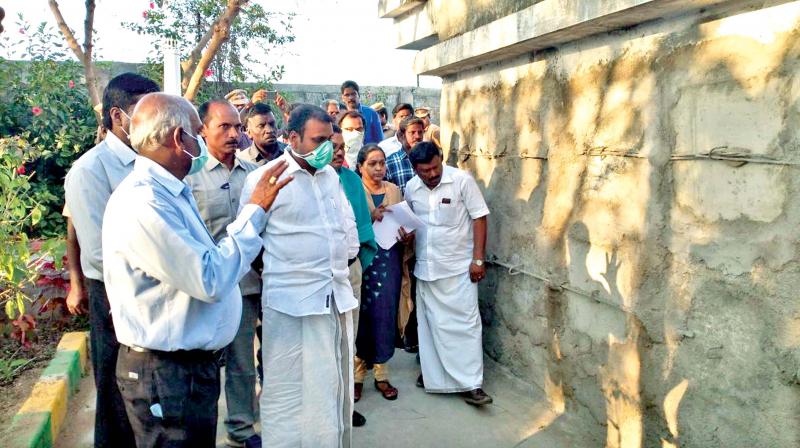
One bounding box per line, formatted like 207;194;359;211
130;93;200;153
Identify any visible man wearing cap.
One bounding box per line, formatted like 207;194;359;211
415;106;441;151
371;102;394;140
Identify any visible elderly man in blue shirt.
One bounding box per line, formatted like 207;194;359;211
103;93;292;448
340;80;384;145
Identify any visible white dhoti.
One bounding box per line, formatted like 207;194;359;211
260;296;354;448
417;272;484;393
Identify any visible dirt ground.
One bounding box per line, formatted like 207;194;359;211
0;365;44;429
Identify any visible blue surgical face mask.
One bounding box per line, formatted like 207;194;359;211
181;130;209;175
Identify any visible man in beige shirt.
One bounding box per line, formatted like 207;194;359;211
184;99;261;448
415;106;442;151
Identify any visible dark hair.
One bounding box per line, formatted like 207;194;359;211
399;116;425;133
244;102;274;121
408;141;441;166
392;103;413;117
337;110;364;127
375;107;388;120
287;104;333;138
332;124;342;134
356;143;385;168
340;80;359;94
197;99;234;124
102;73;160;129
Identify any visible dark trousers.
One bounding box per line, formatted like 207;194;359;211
86;279;136;448
116;346;221;448
223;294;259;442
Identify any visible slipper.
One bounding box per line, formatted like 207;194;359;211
374;380;399;400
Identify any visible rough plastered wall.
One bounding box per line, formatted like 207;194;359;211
427;0;539;40
440;2;800;447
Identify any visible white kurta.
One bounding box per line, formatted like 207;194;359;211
417;272;484;393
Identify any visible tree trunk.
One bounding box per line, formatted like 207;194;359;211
182;0;247;102
48;0;102;121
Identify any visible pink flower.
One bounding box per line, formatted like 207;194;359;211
149;2;155;8
68;80;75;89
31;106;42;116
16;166;26;175
19;28;25;34
142;11;148;18
204;69;213;78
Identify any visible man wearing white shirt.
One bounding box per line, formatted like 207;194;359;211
404;141;493;406
378;102;414;158
63;72;159;448
239;104;360;447
103;93;292;447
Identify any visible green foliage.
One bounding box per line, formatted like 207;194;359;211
124;0;295;98
0;16;99;237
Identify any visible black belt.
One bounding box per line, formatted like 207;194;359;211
348;257;358;267
122;345;217;361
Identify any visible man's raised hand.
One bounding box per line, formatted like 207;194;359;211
249;161;293;211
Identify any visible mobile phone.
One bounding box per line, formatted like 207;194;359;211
265;90;278;101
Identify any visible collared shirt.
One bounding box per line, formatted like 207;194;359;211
237;141;287;166
239;151;359;317
184;153;261;296
64;132;136;281
424;123;442;149
382;125;395;140
103;157;266;351
385;149;415;194
405;165;490;282
378;134;402;159
359;104;385;145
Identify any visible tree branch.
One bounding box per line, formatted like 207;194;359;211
48;0;102;118
48;0;85;61
183;0;247;101
181;18;217;89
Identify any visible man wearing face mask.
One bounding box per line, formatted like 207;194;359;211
240;104;360;447
337;110;366;170
184;99;262;448
240;103;286;166
103;93;292;447
63;72;159;448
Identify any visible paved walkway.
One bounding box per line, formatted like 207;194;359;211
55;350;593;447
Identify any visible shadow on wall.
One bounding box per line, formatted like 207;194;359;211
443;2;800;447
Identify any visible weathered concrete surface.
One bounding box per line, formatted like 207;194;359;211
387;0;800;447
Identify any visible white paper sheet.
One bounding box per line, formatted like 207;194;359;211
372;202;425;250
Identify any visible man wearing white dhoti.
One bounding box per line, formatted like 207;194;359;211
405;141;493;406
239;104;360;447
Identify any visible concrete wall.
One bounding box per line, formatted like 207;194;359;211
387;1;800;447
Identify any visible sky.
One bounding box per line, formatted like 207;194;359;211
1;0;441;88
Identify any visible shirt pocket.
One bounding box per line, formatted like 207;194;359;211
435;202;460;226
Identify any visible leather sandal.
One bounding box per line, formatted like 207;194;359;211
374;379;399;400
354;382;363;402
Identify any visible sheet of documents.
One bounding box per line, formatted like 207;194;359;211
372;201;425;250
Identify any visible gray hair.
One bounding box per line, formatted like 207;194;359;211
322;99;340;109
129;94;198;152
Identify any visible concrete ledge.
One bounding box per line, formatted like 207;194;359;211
412;0;739;76
1;331;89;448
379;0;426;18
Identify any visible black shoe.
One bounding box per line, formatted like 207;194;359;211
353;410;366;427
462;388;493;406
404;344;419;353
416;374;424;388
243;435;262;448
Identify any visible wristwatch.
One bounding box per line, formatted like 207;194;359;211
472;259;484;267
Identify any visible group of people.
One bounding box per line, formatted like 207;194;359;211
63;73;492;448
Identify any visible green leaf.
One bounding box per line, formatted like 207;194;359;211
5;300;16;319
31;207;42;226
15;293;25;316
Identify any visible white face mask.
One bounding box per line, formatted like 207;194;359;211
342;130;364;169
